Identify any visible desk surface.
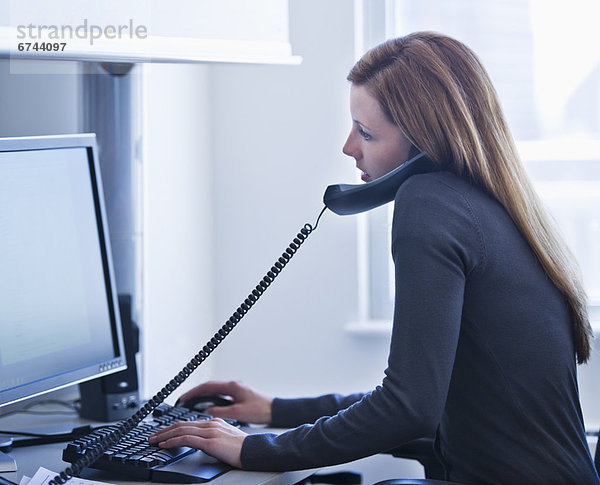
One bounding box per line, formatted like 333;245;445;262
3;443;315;485
0;406;316;485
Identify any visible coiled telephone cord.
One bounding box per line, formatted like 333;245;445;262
49;207;327;485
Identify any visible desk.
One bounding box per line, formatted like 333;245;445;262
0;407;317;485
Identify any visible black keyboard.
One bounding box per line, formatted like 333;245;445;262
62;404;236;483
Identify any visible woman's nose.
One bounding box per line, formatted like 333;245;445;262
342;132;358;158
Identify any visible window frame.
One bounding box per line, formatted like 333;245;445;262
350;0;600;335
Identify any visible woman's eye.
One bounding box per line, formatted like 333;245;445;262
358;128;372;141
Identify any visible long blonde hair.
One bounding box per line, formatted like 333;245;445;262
348;32;592;363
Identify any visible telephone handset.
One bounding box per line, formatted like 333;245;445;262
50;152;434;484
324;152;434;215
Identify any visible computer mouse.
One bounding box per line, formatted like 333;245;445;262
176;395;234;412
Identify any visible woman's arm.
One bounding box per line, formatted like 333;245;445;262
241;174;484;471
271;393;366;427
151;173;484;472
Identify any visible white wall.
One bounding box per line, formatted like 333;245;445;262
141;0;395;402
141;63;216;396
204;0;393;399
0;60;79;136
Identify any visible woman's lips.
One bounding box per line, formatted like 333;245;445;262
361;171;371;182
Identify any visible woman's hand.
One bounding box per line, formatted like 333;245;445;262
178;380;274;425
148;418;246;468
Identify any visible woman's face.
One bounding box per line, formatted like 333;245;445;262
343;84;412;182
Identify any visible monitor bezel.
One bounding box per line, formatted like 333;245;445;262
0;133;127;408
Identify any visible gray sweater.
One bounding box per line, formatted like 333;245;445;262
241;171;599;485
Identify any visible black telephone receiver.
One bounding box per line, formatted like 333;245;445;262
324;152;434;215
51;152;434;484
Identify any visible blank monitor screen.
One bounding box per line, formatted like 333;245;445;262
0;134;126;408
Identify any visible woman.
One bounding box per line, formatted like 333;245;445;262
149;32;599;484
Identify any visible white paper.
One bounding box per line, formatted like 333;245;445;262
18;476;31;485
24;467;116;485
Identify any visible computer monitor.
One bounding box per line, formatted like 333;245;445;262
0;133;126;409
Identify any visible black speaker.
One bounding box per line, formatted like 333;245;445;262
79;294;140;421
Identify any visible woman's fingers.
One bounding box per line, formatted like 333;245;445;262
150;418;237;442
179;380;242;403
204;403;244;419
149;418;246;468
177;380;273;425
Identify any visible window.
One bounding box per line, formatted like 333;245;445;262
359;0;600;329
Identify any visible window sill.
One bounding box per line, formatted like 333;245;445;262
346;320;600;336
344;320;392;337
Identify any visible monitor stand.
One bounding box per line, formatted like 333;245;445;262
0;441;17;472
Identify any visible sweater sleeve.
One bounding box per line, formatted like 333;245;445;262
241;174;485;471
271;393;366;428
